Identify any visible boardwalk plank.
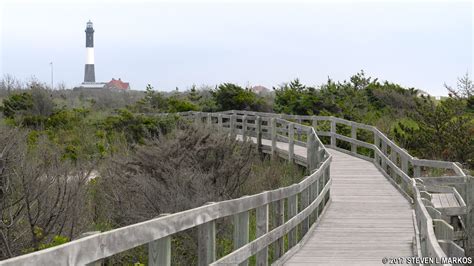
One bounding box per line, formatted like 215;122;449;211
283;148;415;265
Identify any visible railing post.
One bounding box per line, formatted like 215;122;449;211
414;163;421;178
351;124;357;154
256;116;262;154
242;115;248;140
271;118;277;157
300;188;310;237
330;119;336;147
82;231;102;266
306;132;315;172
256;203;268;266
382;141;387;171
194;112;201;125
314;178;320;219
312;117;318;130
314;138;321;167
296;118;302;140
230;114;236;135
288;123;295;162
218;114;223;132
207;113;212;127
198;203;216;266
374;133;380;165
149;214;171;266
401;154;409;175
273;199;284;260
288;194;298;248
390;146;396;164
324;166;331;204
234;210;249;266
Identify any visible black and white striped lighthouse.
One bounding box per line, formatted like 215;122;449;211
84;20;95;83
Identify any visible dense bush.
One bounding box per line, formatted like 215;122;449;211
211;83;270;111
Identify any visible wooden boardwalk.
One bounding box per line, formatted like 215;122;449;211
284;148;415;266
238;135;416;265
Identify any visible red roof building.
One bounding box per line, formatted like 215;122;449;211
105;78;130;90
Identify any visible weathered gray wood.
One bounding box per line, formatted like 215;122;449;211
234;211;249;266
381;140;388;170
433;219;454;241
300;188;310;237
330;119;336;147
207;113;212;126
148;236;171;266
284;149;415;265
256;204;268;266
230;114;236;135
288;123;295;162
83;232;102;266
466;176;474;257
256;116;262;154
211;179;331;265
414;165;421;178
198;213;216;266
401;155;409;175
242;115;248;140
218;114;223;129
351;125;357;154
273;199;284;260
312;118;317;130
288;194;298;248
306;132;315;172
271;118;277;157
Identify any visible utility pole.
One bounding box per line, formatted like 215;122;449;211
50;62;53;89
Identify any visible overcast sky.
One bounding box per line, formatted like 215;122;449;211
0;1;472;95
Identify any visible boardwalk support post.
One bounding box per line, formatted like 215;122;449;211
256;203;269;266
198;203;216;266
288;123;295;162
149;214;171;266
273;199;284;260
351;124;357;154
256;116;262;154
242;115;247;140
207;113;212;127
301;188;310;237
330;119;336;147
288;194;298;248
312;117;318;130
234;210;249;266
271;118;277;157
306;131;316;172
217;114;223;132
374;133;380;165
230;114;236;136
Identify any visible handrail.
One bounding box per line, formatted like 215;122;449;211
0;111;332;266
219;110;469;263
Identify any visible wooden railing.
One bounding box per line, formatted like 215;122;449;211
0;111;332;266
220;110;469;264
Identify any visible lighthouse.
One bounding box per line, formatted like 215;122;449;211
84;20;95;83
75;20;130;90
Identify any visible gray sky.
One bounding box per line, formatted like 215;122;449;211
0;1;472;95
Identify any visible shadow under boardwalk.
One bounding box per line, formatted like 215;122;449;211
284;148;415;266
